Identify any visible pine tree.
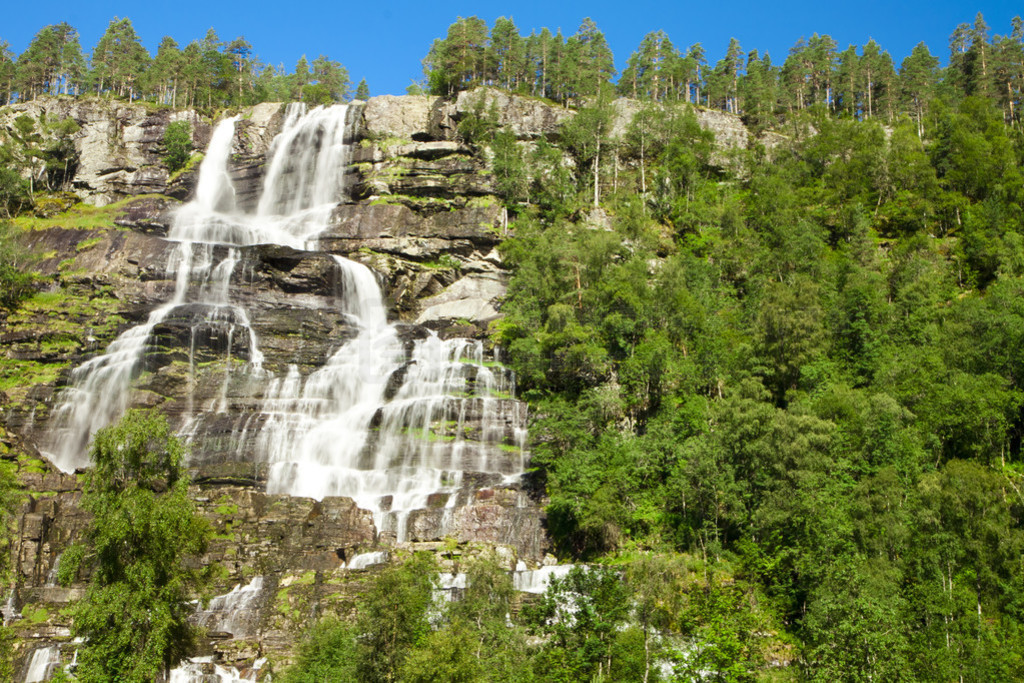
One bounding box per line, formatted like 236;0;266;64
424;16;488;97
198;29;226;107
741;50;777;129
781;38;810;111
90;17;150;100
0;41;14;104
860;39;887;118
148;37;183;107
687;44;706;105
900;42;939;135
489;17;524;90
948;22;972;99
627;30;679;101
225;37;255;103
991;18;1024;125
724;37;744;113
180;41;203;107
966;12;992;98
310;55;350;102
293;55;310;100
807;34;837;109
354;78;370;100
566;18;615;105
835;44;860;117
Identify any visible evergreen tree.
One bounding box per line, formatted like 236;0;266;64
723;37;745;113
291;55;310;101
424;16;489;97
225;37;255;103
148;37;183;106
0;41;14;104
966;12;992;98
781;38;811;111
806;33;838;109
835;43;860;116
625;30;679;101
354;78;370;100
990;19;1024;124
900;42;940;135
90;17;150;100
14;23;82;98
860;39;891;118
489;16;525;90
567;18;615;104
948;22;972;99
310;54;350;102
740;49;777;130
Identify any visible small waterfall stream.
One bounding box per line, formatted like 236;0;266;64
22;646;60;683
42;101;528;542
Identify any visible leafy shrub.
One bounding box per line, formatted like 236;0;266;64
162;121;193;173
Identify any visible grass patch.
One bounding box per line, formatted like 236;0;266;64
13;194;165;232
214;494;239;516
75;236;104;252
168;152;204;182
0;359;68;393
20;605;49;624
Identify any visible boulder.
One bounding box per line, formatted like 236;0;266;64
361;95;439;141
416;272;507;328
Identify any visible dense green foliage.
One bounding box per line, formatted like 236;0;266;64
483;87;1024;678
161;120;192;173
281;553;438;683
0;447;23;680
0;221;34;311
286;555;780;682
58;410;211;682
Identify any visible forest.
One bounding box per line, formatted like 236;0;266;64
2;10;1024;683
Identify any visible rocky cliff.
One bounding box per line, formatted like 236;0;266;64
0;90;762;680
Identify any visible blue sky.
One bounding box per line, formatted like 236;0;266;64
4;1;1023;96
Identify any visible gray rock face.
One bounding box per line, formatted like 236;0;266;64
695;108;752;152
361;94;439;140
453;87;573;140
416;271;507;328
0;98;212;206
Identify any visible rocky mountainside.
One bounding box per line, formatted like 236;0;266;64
0;90;761;680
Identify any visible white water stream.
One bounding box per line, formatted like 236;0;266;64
168;655;266;683
22;645;60;683
43;102;527;542
193;576;264;638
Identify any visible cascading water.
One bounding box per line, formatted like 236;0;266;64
168;656;266;683
44;117;262;472
43;101;527;543
193;576;264;638
23;645;60;683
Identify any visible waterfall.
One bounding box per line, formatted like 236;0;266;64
42;101;528;544
346;551;388;569
512;565;576;594
44;117;260;472
23;645;60;683
193;576;264;638
168;656;266;683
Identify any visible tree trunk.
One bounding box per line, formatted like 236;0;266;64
640;133;647;194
